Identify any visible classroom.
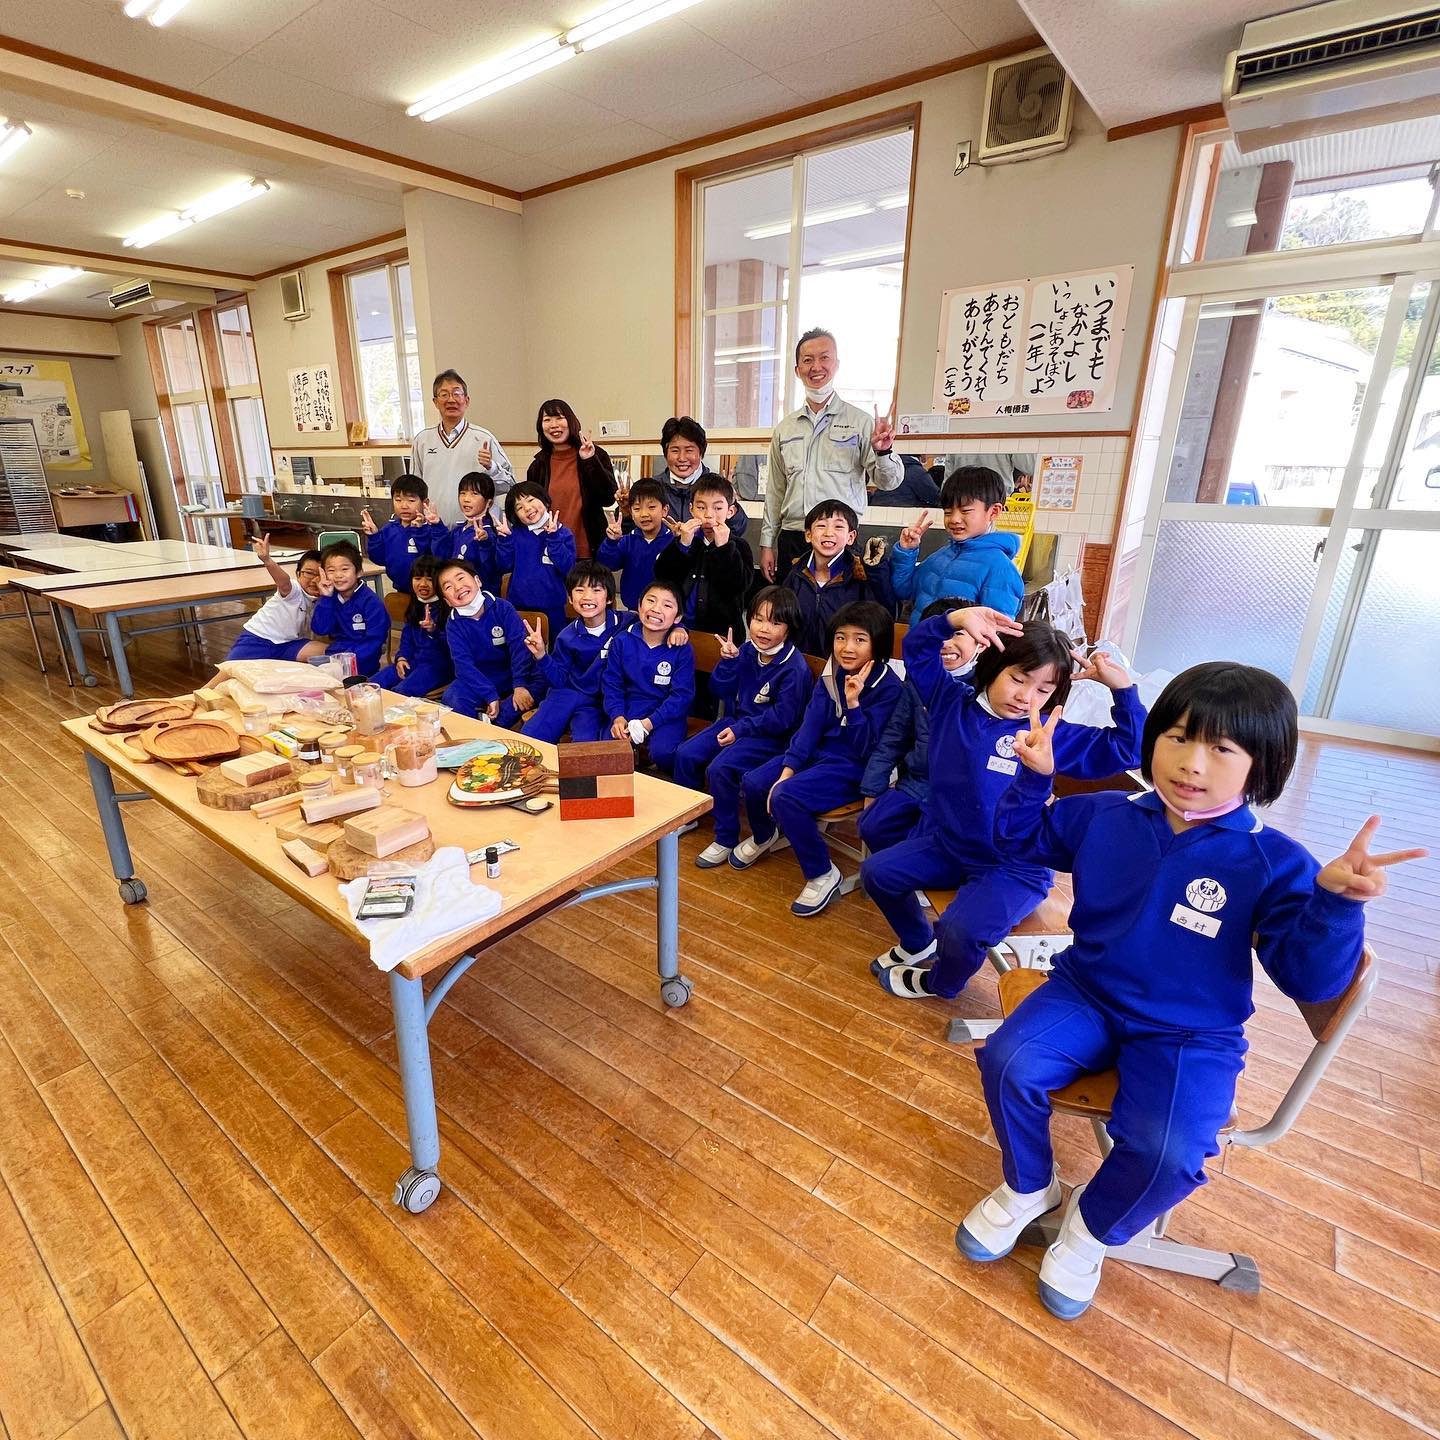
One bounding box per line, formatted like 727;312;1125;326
1;1;1438;1437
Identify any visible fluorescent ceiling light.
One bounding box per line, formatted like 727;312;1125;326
123;0;193;25
4;266;85;304
0;120;32;165
713;351;782;365
876;193;909;209
1225;208;1259;228
566;0;706;51
714;344;778;357
124;178;270;249
744;202;875;241
818;244;906;267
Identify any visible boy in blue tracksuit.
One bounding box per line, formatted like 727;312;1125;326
601;579;695;773
441;471;505;592
310;541;388;676
864;610;1144;998
733;601;902;918
959;661;1422;1320
362;474;448;595
522;560;628;743
597;478;676;611
781;499;895;655
889;466;1024;618
674;585;813;869
498;479;577;643
435;558;537;727
371;554;452;696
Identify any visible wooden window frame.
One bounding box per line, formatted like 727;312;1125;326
327;248;410;440
674;103;921;431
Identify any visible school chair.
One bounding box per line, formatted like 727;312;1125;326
989;945;1378;1294
514;609;550;722
317;529;362;553
383;589;409;664
687;630;725;736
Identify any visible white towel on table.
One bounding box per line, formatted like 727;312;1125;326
340;845;502;972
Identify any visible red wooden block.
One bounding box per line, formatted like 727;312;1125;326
559;794;635;821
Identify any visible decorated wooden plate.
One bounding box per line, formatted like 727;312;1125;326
94;697;196;731
447;740;553;807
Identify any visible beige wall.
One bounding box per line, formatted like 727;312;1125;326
0;312;120;358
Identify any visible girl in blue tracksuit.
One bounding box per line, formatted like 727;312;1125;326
865;612;1144;999
371;555;453;696
601;579;696;773
441;471;504;592
363;475;448;594
674;585;814;869
733;600;902;918
523;559;629;743
498;480;577;643
310;541;388;676
959;661;1423;1320
436;558;538;728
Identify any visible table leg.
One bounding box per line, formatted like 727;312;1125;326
18;589;46;675
388;968;443;1213
103;613;135;698
655;829;692;1007
83;751;147;904
58;605;97;687
49;603;74;687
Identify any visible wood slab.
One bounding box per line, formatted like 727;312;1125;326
326;834;436;881
197;760;305;811
141;719;241;764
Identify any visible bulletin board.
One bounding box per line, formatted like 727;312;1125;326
0;359;91;470
931;268;1133;420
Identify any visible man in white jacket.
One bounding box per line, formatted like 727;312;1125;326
410;368;515;526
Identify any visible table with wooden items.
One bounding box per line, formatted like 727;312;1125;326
63;694;710;1214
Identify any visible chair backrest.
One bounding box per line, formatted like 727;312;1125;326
516;608;550;648
1296;945;1376;1045
383;590;410;625
317;529;362;555
805;653;825;681
1053;767;1147;800
892;621;909;654
689;630;724;677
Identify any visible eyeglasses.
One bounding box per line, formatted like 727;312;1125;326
434;388;467;400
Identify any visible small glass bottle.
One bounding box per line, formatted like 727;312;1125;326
298;771;333;802
351;751;384;788
318;732;347;771
240;703;268;736
333;744;365;782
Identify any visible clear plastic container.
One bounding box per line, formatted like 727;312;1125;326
240;703;268;735
388;713;438;788
333;745;365;782
344;681;384;735
351;751;384;788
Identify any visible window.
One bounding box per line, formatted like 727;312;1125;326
687;119;915;432
215;300;273;493
345;261;423;441
156;316;221;504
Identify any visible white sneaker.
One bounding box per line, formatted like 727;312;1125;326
695;841;731;868
791;865;843;917
1038;1184;1107;1320
729;833;779;869
870;939;937;976
956;1170;1062;1262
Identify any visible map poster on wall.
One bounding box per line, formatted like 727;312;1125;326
288;365;338;433
0;359;91;470
1034;453;1082;510
932;267;1133;420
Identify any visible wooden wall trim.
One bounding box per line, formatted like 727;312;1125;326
1106;104;1225;143
251;233;407;282
328;270;362;437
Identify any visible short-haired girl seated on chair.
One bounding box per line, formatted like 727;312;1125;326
864;611;1145;1000
961;662;1425;1320
371;554;453;696
497;479;577;646
732;600;902;918
435;557;537;727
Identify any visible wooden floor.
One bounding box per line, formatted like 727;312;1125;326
2;606;1439;1440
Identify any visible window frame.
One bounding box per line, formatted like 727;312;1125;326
329;250;419;444
675;104;920;438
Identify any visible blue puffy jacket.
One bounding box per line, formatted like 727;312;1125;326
888;529;1023;618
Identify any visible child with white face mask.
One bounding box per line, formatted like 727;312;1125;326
497;479;576;646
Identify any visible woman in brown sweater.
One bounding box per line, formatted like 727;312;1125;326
527;398;617;559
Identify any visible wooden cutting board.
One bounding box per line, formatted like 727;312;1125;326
197;758;306;811
141;719;241;764
94;697;196;732
327;834;436;881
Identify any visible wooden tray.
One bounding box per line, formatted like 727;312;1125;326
327;834;436;881
94;697;196;732
140;719;242;765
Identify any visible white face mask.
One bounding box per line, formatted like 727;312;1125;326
453;593;485;618
803;381;835;406
526;509;551;534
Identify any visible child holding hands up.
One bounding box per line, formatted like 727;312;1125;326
602;579;695;773
371;554;452;696
362;474;447;595
499;480;577;643
436;558;537;726
961;661;1425;1320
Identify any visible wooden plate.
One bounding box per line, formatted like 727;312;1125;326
95;697;196;731
140;719;241;764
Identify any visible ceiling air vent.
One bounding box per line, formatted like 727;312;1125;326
107;279;217;313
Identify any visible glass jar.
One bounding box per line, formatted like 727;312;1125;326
388;713;438;788
343;679;384;735
318;732;347;770
298;772;333;802
333;744;365;782
351;751;384;788
240;703;268;736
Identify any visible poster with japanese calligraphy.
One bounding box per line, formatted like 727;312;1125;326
288;365;338;433
932;268;1133;420
0;360;91;469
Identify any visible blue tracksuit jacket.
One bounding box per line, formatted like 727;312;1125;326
442;517;504;592
861;677;928;802
440;595;537;720
498;522;576;640
312;585;388;676
782;659;903;777
890;529;1023;618
596;528;676;611
782;548;897;656
601;627;696;769
371;608;453;696
711;640;813;741
522;609;630;742
366;519;448;594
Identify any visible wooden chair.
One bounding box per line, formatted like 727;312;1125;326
990;947;1379;1294
513;609;550;722
687;630;725;736
383;589;409;664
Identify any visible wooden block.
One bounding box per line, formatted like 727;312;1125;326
342;806;430;858
220;753;293;788
249;792;304;819
560;795;635;821
281;840;329;877
559;775;597;800
595;773;633;799
274;817;345;848
300;786;382;824
557;739;633;779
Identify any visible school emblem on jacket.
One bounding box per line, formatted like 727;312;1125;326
995;733;1017;758
755;680;772;704
1185;878;1227;913
655;659;672;686
491;624;506;644
352;615;366;630
407;537;417;553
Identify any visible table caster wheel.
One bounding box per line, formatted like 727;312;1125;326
660;976;693;1008
393;1167;441;1213
118;878;148;905
81;674;99;688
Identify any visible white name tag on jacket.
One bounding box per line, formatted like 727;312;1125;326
986;755;1017;775
542;550;553;564
829;422;858;444
1170;903;1221;938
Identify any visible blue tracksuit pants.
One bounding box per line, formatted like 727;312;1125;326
523;687;606;743
226;632;310;662
643;717;687;774
673;727;781;848
977;967;1247;1245
371;657;450;696
743;755;861;880
860;834;1049;996
857;788;924;853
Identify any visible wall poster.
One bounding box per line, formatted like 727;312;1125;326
288;365;338;433
0;359;91;469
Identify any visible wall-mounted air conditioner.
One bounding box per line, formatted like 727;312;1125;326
107;280;217;313
977;47;1074;165
1223;1;1440;153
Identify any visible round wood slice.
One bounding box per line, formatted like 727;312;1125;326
196;759;306;811
326;834;436;881
141;719;241;763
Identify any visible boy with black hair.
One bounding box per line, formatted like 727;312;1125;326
227;535;328;662
311;540;388;676
442;471;504;592
652;472;754;637
436;558;537;727
362;473;448;595
656;415;748;536
781;497;895;655
597;477;675;610
889;465;1023;618
602;578;696;773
